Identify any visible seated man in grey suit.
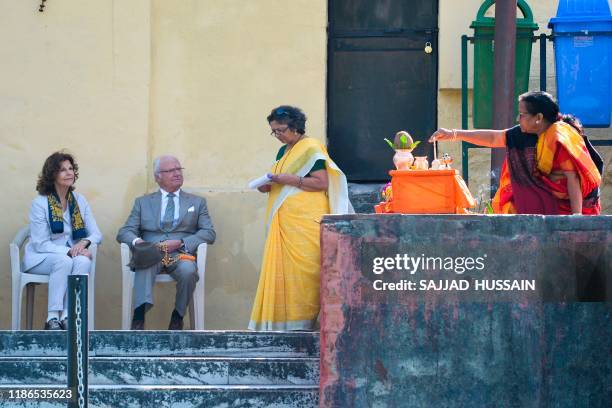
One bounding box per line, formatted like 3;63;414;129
117;155;216;330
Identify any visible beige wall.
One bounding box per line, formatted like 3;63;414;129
0;1;152;329
1;1;609;330
0;0;326;330
147;0;327;329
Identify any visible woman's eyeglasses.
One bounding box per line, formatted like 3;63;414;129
270;127;290;136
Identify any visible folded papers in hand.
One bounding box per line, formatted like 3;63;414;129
248;173;272;189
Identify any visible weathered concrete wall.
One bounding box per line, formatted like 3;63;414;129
320;214;611;407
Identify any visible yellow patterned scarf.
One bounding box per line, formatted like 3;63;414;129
47;192;87;240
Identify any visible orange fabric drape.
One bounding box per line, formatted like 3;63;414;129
493;122;601;215
535;121;601;200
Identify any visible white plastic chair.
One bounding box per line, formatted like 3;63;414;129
10;226;98;330
120;242;207;330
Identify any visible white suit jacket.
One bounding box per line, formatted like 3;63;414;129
24;193;103;271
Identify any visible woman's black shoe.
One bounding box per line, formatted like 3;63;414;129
59;318;69;330
44;318;62;330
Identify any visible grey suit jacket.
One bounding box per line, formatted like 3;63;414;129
116;190;215;254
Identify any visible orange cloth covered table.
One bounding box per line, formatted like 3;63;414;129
375;169;475;214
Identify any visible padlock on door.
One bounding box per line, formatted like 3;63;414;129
424;42;433;54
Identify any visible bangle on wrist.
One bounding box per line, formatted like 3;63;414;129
452;129;458;141
297;176;303;188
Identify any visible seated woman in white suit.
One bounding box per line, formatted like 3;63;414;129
24;151;102;330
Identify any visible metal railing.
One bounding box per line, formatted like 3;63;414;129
67;275;88;408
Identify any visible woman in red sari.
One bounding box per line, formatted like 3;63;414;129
429;91;602;215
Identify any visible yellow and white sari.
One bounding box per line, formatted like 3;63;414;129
248;137;352;331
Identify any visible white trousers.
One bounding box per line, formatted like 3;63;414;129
27;254;91;312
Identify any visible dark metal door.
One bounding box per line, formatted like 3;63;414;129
328;0;439;181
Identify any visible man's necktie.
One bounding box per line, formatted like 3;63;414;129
162;192;175;230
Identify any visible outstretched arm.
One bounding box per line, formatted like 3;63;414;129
429;128;506;148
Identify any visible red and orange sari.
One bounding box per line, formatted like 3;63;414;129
492;122;602;215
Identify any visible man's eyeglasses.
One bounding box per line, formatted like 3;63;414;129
158;167;185;174
270;127;290;136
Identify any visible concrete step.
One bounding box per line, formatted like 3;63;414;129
0;330;319;357
0;331;320;407
0;384;319;407
0;357;319;386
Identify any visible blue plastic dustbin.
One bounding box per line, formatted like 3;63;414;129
549;0;612;127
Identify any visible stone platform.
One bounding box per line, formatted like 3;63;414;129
319;214;611;408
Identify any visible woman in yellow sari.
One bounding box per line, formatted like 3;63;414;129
429;91;602;215
249;106;352;331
